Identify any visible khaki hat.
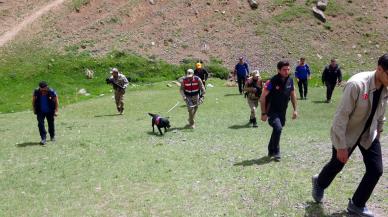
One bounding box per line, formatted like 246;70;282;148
110;68;119;74
252;70;260;78
186;69;194;77
195;62;202;69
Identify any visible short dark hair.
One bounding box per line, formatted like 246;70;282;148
300;57;305;61
331;58;336;62
377;53;388;71
39;81;48;88
277;60;290;70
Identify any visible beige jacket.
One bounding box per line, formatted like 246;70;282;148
331;71;387;150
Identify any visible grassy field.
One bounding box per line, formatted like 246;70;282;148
0;78;386;216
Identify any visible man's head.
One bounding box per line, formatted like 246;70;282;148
111;68;119;77
186;69;194;79
252;70;260;80
376;53;388;87
300;57;305;65
277;60;290;78
239;57;244;64
330;58;337;67
39;81;48;92
195;62;202;69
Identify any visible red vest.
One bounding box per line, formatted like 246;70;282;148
183;76;200;95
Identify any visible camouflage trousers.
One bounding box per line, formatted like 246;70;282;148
247;98;259;119
114;89;125;113
185;94;200;125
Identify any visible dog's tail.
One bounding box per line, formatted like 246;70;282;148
148;113;156;117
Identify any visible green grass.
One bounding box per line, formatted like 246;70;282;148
274;4;311;22
71;0;90;11
0;79;386;216
0;48;228;113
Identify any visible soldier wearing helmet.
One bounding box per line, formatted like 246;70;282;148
244;70;263;127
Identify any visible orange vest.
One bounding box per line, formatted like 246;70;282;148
183;76;200;95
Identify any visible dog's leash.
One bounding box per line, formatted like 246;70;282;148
166;101;180;113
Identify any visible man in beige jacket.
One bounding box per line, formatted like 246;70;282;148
312;54;388;217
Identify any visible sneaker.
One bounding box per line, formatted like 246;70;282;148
190;124;196;129
347;199;374;217
312;174;324;203
274;153;281;161
50;137;55;142
40;139;46;145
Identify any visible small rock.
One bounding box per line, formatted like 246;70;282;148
99;94;105;97
148;0;155;5
221;11;226;15
248;0;258;9
316;0;328;11
352;45;357;49
357;54;362;58
78;88;87;95
151;41;155;46
166;83;172;88
375;44;380;48
207;84;214;88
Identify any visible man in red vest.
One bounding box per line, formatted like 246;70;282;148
180;69;206;129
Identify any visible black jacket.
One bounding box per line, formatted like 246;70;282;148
33;88;57;113
322;64;342;84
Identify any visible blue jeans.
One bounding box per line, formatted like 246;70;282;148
37;112;55;140
317;139;383;207
267;113;285;155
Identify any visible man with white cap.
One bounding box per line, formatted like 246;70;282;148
180;69;206;129
107;68;129;114
244;70;263;127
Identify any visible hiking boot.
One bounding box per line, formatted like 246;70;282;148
347;199;374;217
252;118;258;128
312;174;324;203
50;137;56;142
40;139;46;145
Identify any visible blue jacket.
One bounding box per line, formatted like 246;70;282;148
235;63;249;78
295;64;311;80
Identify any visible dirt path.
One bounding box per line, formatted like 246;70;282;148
0;0;65;47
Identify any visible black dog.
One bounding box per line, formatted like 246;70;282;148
148;113;171;135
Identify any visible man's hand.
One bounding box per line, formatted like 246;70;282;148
54;111;58;117
261;114;268;122
292;110;298;119
336;148;349;163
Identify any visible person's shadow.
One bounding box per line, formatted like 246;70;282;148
233;156;273;166
304;201;355;217
312;100;328;104
224;93;241;97
16;142;41;147
228;123;251;129
94;114;121;117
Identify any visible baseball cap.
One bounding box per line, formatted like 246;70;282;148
39;81;48;88
186;69;194;77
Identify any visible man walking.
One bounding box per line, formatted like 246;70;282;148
180;69;206;129
322;59;342;103
234;57;249;94
295;57;311;100
107;68;129;114
32;81;59;145
244;70;263;127
194;62;209;88
312;54;388;217
260;60;298;161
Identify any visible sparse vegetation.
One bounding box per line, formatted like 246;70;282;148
71;0;90;12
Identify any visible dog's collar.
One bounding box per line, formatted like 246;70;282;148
155;117;161;125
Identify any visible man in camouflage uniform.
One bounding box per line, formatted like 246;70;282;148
180;69;206;129
244;70;263;127
107;68;129;114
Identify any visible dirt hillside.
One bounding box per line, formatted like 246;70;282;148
1;0;387;71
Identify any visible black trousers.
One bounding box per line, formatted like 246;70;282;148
268;113;285;155
237;76;246;94
297;78;308;99
317;139;383;207
37;112;55;140
326;82;336;101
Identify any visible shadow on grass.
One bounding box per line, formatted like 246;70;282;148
224;93;241;97
94;114;122;117
234;156;273;166
16;142;41;147
304;201;354;217
147;131;163;136
228;123;251;129
312;100;328;104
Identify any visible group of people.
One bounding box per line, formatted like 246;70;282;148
32;54;388;217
